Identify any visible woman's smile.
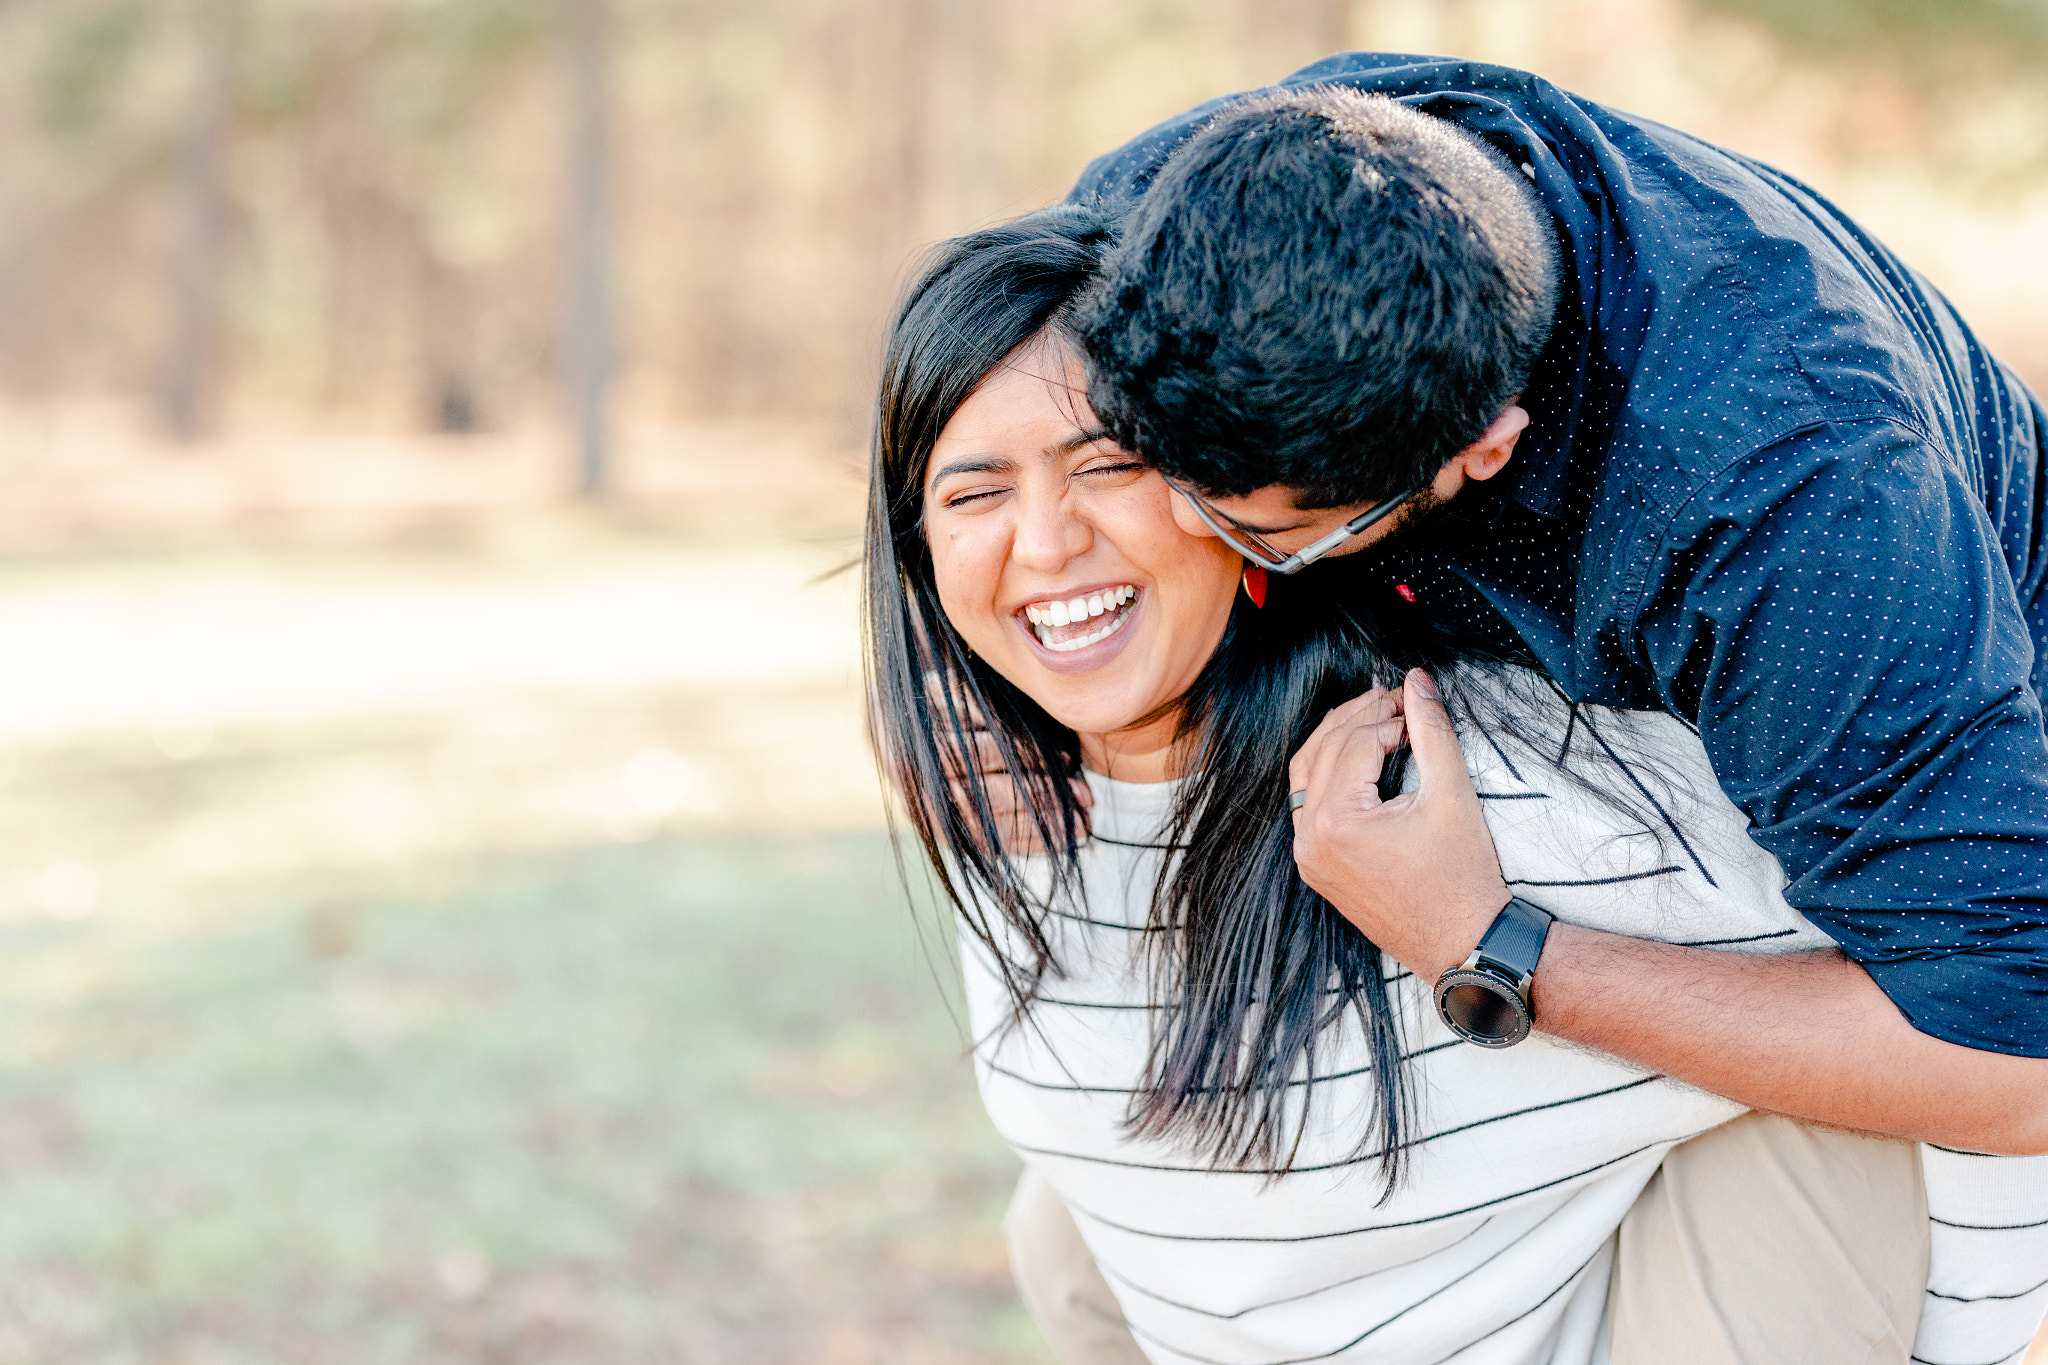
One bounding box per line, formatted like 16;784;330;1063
1016;583;1142;667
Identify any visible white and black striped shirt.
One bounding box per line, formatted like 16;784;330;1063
964;697;2048;1365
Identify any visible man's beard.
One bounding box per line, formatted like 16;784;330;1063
1358;483;1452;558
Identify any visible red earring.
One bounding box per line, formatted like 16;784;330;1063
1241;565;1268;608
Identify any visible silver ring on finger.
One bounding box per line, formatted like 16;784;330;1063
1288;790;1308;811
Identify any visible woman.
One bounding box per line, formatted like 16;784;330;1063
864;206;2047;1365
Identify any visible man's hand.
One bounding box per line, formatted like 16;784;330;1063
1288;670;1509;981
1287;674;2048;1153
939;712;1092;856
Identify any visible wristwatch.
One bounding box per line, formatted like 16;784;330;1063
1433;897;1555;1048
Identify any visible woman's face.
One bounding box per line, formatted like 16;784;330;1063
922;336;1241;775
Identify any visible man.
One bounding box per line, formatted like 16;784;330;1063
997;56;2048;1365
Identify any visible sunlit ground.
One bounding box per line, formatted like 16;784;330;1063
0;418;1047;1363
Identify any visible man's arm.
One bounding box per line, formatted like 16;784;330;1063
1635;422;2048;1060
1288;674;2048;1156
1534;930;2048;1153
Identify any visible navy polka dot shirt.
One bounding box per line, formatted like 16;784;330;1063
1075;56;2048;1057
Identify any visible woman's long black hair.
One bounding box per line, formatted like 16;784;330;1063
865;204;1637;1194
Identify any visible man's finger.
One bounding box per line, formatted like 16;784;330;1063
1289;688;1395;794
1329;716;1405;804
1303;688;1398;746
1288;737;1317;802
1402;669;1479;811
1330;686;1401;729
1297;711;1399;822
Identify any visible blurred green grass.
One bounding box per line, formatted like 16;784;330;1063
0;829;1041;1363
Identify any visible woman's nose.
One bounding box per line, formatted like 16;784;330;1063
1009;487;1092;573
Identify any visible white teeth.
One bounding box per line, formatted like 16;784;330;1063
1020;586;1140;641
1034;610;1134;653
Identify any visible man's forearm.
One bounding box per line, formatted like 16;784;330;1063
1529;925;2048;1155
1286;675;2048;1155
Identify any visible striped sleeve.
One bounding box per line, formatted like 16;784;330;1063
1913;1146;2048;1365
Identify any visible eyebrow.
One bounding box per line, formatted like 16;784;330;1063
927;429;1117;485
928;455;1015;482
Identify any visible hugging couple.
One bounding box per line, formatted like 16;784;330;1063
862;57;2048;1365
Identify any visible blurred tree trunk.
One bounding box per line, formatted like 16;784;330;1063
562;0;613;496
846;0;925;259
158;0;233;443
923;0;997;238
1317;0;1355;54
419;248;480;433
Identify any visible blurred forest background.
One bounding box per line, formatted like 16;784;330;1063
0;1;2043;1362
4;0;2046;459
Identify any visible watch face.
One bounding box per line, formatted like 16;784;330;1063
1435;971;1533;1047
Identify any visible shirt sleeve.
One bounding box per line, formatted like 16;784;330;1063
1914;1145;2048;1365
1635;419;2048;1057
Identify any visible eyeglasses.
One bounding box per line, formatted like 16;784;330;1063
1166;479;1421;575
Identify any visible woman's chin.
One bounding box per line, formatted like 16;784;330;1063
984;642;1155;740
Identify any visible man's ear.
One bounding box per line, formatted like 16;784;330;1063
1456;403;1530;483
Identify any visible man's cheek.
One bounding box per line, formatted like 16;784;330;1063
1166;495;1220;541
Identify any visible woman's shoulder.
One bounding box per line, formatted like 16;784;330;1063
1450;666;1717;797
1452;667;1832;952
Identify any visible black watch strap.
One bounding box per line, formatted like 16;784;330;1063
1474;897;1554;980
1432;897;1555;1048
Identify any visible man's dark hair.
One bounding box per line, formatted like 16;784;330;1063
1074;86;1560;508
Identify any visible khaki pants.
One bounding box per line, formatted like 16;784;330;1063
1004;1113;1928;1365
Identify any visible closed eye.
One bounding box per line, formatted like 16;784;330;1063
1076;460;1149;486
